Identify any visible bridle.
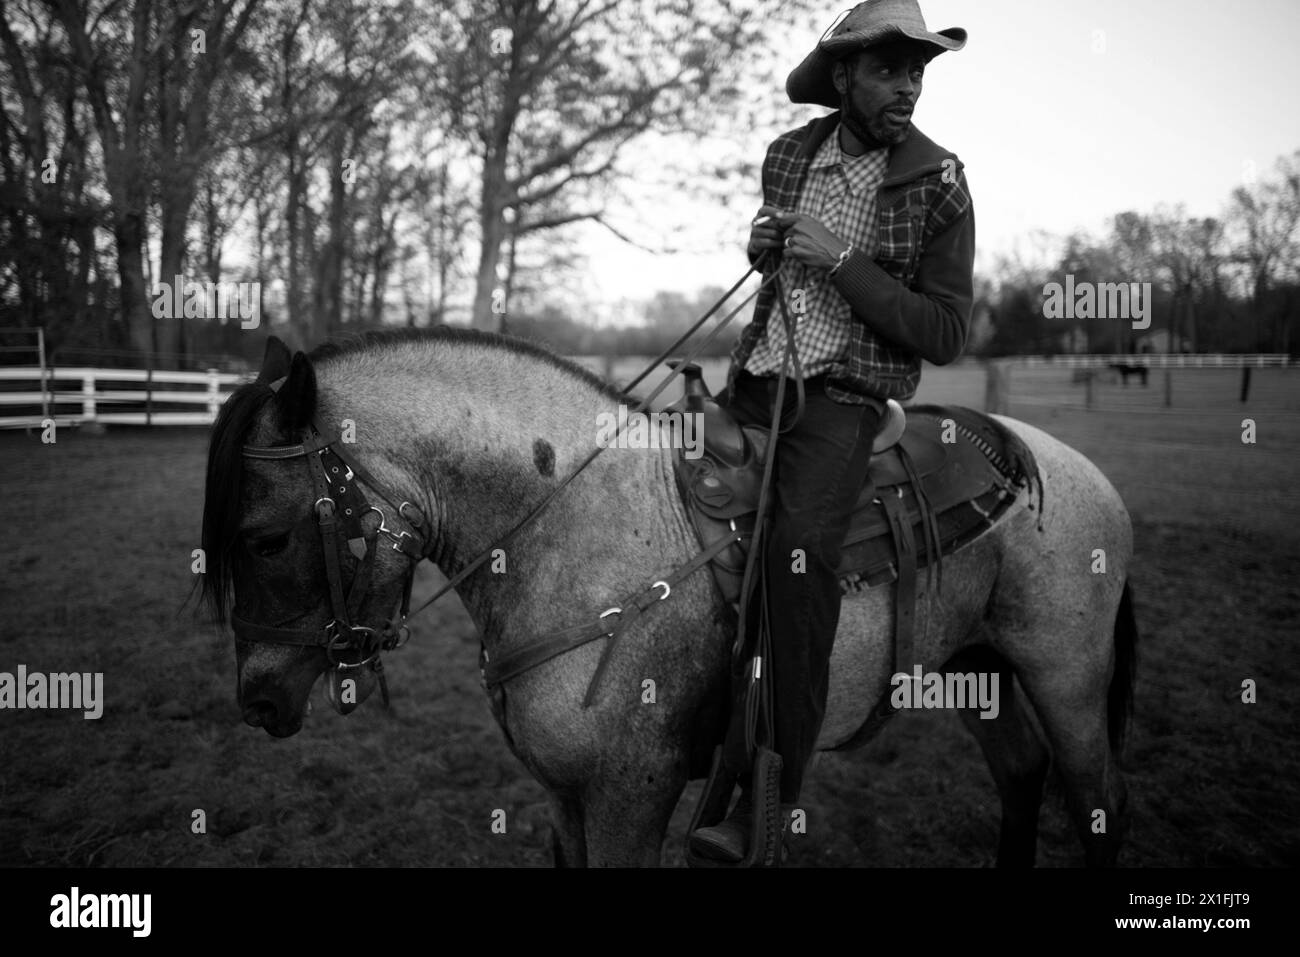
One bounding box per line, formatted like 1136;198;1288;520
232;252;800;712
237;408;429;706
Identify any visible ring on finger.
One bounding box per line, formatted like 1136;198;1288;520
784;236;794;248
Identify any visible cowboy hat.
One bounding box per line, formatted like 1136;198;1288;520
787;0;967;108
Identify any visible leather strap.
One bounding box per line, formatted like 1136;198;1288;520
898;443;944;595
345;540;376;621
231;612;333;646
881;493;918;679
769;272;806;435
306;452;351;626
724;270;801;772
243;431;339;459
480;529;742;694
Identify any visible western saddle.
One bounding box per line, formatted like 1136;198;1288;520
667;361;1041;735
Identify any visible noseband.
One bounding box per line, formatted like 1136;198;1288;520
237;415;428;704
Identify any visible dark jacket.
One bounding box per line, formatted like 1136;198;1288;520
728;111;976;403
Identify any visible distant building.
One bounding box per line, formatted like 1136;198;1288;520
1057;327;1089;354
1136;330;1192;354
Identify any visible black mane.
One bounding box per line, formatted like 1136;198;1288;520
199;380;277;623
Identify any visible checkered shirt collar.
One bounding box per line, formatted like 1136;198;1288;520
807;124;889;198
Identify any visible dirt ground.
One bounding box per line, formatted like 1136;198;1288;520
0;363;1296;867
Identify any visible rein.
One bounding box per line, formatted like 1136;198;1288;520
237;249;805;710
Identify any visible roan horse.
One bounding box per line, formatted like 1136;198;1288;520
201;329;1136;867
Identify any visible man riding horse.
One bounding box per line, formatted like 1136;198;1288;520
689;0;975;863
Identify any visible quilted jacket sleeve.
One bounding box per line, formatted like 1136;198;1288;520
830;171;976;366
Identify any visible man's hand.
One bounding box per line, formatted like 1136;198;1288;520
775;212;850;272
747;205;788;259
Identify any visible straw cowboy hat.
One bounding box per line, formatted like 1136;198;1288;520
787;0;967;108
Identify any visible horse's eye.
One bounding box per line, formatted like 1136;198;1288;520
247;531;291;558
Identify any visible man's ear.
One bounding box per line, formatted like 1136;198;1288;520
832;59;850;96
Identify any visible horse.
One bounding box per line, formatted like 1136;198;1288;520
200;328;1136;867
1107;362;1150;387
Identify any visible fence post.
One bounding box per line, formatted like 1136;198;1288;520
207;369;220;420
145;353;154;427
37;328;49;422
1240;367;1252;403
82;372;95;421
984;360;1008;415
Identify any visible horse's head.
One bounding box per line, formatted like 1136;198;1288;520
201;337;425;736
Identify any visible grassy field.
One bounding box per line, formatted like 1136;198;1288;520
0;361;1296;867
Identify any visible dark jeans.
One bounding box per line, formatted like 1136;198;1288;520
718;370;881;802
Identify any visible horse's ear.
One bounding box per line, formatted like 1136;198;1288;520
275;351;317;432
257;336;293;385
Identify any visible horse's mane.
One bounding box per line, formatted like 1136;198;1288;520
200;379;277;623
308;326;630;403
199;325;630;622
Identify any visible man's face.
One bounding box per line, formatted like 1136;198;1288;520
833;39;930;146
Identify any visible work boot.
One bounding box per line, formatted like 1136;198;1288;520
688;792;753;863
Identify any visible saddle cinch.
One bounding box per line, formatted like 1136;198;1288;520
666;361;1041;703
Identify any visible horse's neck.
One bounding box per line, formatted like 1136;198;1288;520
320;354;693;650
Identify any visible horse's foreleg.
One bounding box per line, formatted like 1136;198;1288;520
580;766;685;867
548;792;586;868
951;647;1049;867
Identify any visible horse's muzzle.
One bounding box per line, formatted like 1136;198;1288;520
240;679;305;737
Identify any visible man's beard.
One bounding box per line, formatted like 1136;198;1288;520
839;92;911;148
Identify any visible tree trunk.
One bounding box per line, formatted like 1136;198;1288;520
1253;272;1268;352
114;212;153;355
157;188;194;360
285;150;305;339
471;185;505;330
319;130;348;336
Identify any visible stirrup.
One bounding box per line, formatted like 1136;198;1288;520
685;746;783;868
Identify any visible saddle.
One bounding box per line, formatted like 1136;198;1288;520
668;362;1041;727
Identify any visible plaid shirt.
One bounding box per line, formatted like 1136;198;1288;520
745;131;888;377
730;111;976;404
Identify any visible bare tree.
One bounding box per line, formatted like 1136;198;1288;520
1;0;103;345
49;0;263;362
443;0;790;330
1226;151;1300;351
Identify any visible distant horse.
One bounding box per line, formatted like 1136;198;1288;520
1108;362;1150;387
201;329;1136;867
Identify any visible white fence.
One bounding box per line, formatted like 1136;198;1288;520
0;353;1292;429
1015;353;1291;369
0;366;254;429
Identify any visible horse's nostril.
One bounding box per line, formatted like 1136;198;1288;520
242;699;277;728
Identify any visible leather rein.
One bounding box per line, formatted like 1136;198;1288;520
235;251;801;711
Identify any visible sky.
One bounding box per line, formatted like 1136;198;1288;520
576;0;1300;315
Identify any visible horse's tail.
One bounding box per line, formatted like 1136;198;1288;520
1108;581;1138;755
